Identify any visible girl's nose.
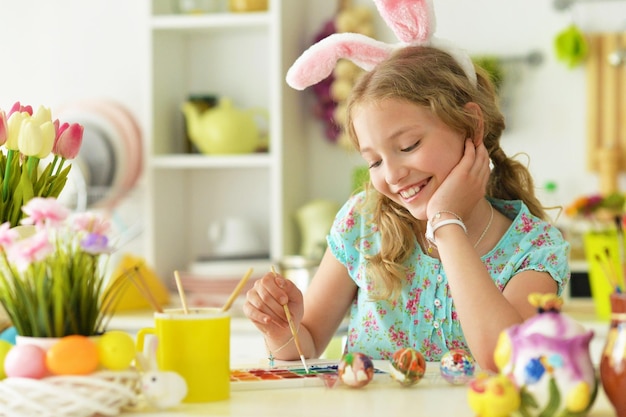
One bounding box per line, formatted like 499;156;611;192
385;162;409;185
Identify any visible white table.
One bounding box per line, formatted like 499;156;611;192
111;303;616;417
118;360;615;417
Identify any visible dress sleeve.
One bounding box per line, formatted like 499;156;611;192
513;222;571;296
326;192;371;270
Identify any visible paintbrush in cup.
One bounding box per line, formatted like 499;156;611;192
222;267;254;312
271;266;309;373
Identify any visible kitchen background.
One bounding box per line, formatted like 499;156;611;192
0;0;625;297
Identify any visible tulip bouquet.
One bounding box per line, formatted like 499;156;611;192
0;197;125;338
0;101;84;228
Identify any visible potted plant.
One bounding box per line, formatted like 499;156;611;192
0;197;123;338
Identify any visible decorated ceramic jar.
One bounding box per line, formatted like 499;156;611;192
492;294;597;417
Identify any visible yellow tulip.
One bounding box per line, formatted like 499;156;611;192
30;105;52;127
18;119;44;157
6;111;27;150
35;121;55;158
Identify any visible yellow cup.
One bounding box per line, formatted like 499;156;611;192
137;307;230;402
584;231;626;320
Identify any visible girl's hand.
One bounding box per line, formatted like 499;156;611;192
243;271;304;339
427;139;490;220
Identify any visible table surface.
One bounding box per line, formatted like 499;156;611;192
120;360;615;417
112;300;616;417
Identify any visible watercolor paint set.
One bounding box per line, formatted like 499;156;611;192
230;363;387;391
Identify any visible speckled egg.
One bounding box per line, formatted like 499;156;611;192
389;347;427;386
338;352;375;388
440;349;476;385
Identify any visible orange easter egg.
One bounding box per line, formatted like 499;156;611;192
46;335;99;375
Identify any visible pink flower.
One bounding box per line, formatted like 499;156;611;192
20;197;70;228
0;110;6;146
72;212;111;235
8;101;33;118
53;122;83;159
0;222;19;249
7;230;53;272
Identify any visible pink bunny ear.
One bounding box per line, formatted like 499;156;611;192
373;0;435;43
286;0;476;91
286;33;394;91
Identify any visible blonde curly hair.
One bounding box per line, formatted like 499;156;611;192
345;46;545;300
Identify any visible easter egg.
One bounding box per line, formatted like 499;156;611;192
46;335;99;375
0;340;13;379
98;330;136;370
4;344;47;379
440;349;476;385
338;352;374;388
389;347;427;386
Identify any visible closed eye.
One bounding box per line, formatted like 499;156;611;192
368;160;382;169
401;141;420;152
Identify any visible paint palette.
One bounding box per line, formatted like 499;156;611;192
230;364;386;391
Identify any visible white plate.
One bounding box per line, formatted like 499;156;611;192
56;108;128;209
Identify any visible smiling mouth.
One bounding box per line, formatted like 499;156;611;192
399;180;429;199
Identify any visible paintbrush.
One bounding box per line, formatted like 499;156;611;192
615;215;625;293
595;252;621;293
222;267;254;312
271;266;309;373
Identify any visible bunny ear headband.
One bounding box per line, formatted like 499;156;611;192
286;0;477;91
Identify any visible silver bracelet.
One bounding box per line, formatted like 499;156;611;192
264;327;298;367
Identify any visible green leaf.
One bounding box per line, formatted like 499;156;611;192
538;377;561;417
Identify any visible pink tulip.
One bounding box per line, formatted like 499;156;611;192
8;101;33;118
0;110;6;146
53;122;83;159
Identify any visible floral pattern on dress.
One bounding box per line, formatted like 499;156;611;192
327;194;570;362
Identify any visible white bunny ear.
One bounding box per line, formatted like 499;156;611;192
286;33;394;91
373;0;435;43
430;37;477;88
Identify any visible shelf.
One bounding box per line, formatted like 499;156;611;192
151;13;270;31
145;0;309;281
150;153;272;169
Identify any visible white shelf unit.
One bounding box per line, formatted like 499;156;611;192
145;0;308;281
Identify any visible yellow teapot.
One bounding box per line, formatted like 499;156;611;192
181;97;268;154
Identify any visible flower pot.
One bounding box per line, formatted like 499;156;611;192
15;335;61;350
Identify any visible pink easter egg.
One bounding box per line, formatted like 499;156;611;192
4;344;47;379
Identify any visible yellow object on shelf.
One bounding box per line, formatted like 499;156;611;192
107;255;170;312
229;0;267;12
583;231;626;320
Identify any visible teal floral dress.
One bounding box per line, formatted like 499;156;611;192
327;193;570;361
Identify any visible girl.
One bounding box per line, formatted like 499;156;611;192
244;8;569;373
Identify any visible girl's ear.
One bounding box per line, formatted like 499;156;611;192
464;102;484;146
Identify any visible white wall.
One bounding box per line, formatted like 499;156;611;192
0;0;624;256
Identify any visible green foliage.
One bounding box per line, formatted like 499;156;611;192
0;151;72;227
472;56;505;92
